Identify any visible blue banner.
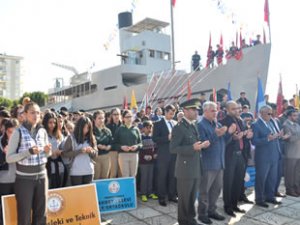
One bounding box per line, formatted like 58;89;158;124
245;166;256;188
94;177;137;214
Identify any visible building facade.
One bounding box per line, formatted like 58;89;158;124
0;54;23;100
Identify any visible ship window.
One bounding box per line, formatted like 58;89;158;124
164;52;170;60
104;85;118;91
156;51;163;59
149;49;155;58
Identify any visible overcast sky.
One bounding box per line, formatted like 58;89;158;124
0;0;298;102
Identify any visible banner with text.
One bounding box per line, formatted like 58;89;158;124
94;177;137;214
2;184;101;225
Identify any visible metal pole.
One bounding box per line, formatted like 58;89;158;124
268;16;271;44
170;0;175;71
266;0;271;44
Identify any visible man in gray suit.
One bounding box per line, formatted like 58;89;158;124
197;102;236;224
170;99;210;225
283;109;300;197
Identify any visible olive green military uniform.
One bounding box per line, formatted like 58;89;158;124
170;117;202;225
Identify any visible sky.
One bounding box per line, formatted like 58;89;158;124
0;0;298;102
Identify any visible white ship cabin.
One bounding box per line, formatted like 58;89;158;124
119;15;171;86
47;12;172;109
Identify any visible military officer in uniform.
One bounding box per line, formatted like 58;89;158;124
170;99;210;225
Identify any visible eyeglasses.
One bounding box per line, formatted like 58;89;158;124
124;116;132;118
112;114;120;116
267;113;272;115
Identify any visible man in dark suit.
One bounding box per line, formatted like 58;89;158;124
170;99;210;225
153;104;177;206
220;101;253;217
251;105;283;207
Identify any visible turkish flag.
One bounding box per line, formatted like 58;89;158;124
264;0;269;25
276;77;284;116
187;80;192;100
172;0;176;7
123;96;128;109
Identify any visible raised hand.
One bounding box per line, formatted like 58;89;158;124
193;141;202;151
245;129;254;139
201;140;210;149
268;134;277;141
31;146;40;155
121;145;130;152
281;132;291;140
233;132;244;140
228;123;237;134
44;144;52;154
215;126;227;137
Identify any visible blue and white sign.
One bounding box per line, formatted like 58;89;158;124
244;166;256;188
94;177;137;214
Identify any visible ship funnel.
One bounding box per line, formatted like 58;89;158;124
118;12;132;29
118;12;133;53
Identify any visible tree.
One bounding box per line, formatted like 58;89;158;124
0;97;13;108
20;92;48;107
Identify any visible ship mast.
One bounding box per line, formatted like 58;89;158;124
170;0;176;71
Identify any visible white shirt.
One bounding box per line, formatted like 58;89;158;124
164;117;176;133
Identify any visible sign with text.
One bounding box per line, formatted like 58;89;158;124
94;177;137;214
2;184;101;225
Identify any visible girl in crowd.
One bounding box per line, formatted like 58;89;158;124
42;112;67;188
113;110;142;177
151;107;163;122
6;102;52;225
0;119;18;225
11;105;25;125
60;120;75;186
57;114;68;137
106;108;122;178
62;116;97;185
65;119;75;135
93;110;112;179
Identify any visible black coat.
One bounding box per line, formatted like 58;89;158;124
220;115;251;161
152;118;175;161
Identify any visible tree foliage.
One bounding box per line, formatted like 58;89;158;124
0;97;13;108
0;91;48;110
20;92;48;107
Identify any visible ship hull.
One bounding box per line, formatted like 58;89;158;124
46;44;271;112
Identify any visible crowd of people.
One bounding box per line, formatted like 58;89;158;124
0;89;299;225
192;34;263;71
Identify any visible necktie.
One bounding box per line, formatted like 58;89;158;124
271;120;280;133
235;119;244;150
168;121;173;129
267;121;281;151
267;121;276;134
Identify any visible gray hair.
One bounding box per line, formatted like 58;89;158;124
203;101;217;112
259;105;272;114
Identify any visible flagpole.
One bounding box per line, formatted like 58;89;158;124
268;10;271;44
170;0;176;72
265;0;271;44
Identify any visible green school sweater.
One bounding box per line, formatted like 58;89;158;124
112;125;142;153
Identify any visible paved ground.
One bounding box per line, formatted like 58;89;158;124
101;183;300;225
